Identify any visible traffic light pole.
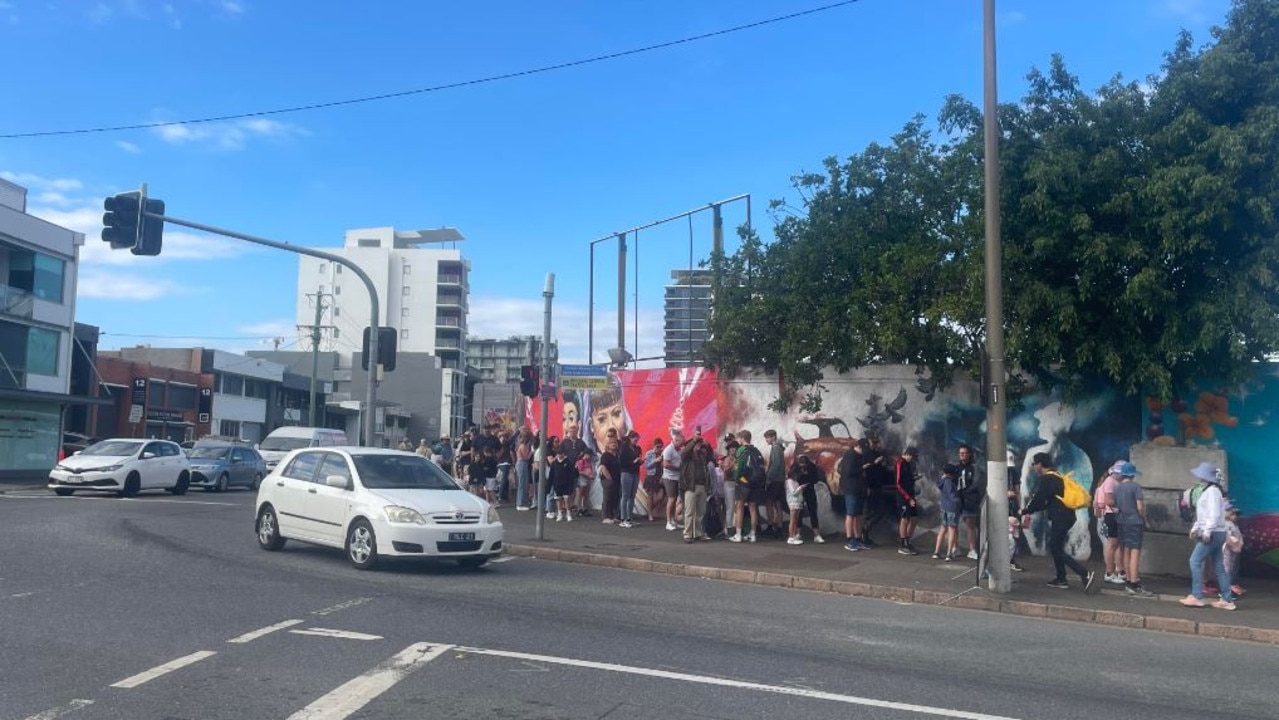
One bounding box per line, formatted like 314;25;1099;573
143;211;380;448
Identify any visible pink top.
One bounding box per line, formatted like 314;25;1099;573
1095;474;1118;514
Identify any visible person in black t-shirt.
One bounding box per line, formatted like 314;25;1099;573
894;446;920;555
598;435;622;524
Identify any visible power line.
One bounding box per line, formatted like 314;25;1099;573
102;332;287;340
0;1;860;140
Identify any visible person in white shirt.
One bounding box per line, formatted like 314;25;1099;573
1180;462;1236;610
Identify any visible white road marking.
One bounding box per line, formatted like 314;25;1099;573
311;597;372;616
286;642;452;720
488;555;517;564
20;699;93;720
10;591;37;598
452;645;1026;720
0;495;237;506
227;618;304;644
289;628;384;641
109;650;218;689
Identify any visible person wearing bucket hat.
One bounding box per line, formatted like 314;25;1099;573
1110;462;1153;596
1180;462;1236;610
1095;460;1127;585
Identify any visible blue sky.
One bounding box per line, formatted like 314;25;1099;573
1;0;1230;365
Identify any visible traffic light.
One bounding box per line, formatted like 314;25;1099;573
361;326;398;372
102;192;142;249
519;364;539;397
131;198;166;256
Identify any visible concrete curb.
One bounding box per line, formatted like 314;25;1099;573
506;544;1279;646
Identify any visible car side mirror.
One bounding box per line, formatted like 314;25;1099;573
325;475;350;489
142;452;156;459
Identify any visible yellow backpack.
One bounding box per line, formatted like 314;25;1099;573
1052;471;1091;510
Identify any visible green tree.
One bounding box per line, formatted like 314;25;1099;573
704;0;1279;409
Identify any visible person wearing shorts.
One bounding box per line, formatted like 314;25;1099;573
1095;461;1124;584
839;440;870;551
933;464;961;560
661;429;685;531
1111;462;1152;596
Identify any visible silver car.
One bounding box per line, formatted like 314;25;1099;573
186;443;268;492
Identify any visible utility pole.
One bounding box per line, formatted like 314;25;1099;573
302;291;334;427
982;0;1011;594
535;273;555;541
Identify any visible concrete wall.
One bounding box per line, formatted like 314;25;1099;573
1130;442;1228;576
346;351;446;444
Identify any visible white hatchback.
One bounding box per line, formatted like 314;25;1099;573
48;438;191;497
254;447;503;570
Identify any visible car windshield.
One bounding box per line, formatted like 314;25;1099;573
352;454;460;490
259;436;311;452
188;447;230;459
81;440;143;457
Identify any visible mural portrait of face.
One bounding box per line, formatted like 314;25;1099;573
562;391;581;440
586;376;629;453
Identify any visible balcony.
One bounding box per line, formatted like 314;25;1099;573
0;286;34;320
438;273;465;286
436;293;465;308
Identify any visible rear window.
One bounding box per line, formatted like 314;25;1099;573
260;436;312;452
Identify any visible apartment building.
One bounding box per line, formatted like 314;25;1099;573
664;269;713;367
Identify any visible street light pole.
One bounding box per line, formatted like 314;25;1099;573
982;0;1011;594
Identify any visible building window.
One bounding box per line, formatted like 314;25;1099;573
333;328;340;338
169;385;197;409
401;286;410;296
401;307;409;317
402;263;411;275
33;255;64;303
317;284;326;294
219;419;240;437
335;286;341;295
333;307;340;317
220;373;244;396
336;265;342;274
318;263;326;274
358;239;380;247
401;329;409;340
25;327;59;376
148;380;165;406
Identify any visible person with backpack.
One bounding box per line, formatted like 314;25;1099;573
729;430;766;543
1021;453;1098;592
1180;462;1237;610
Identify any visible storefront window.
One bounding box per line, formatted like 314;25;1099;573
33;254;64;303
0;401;59;471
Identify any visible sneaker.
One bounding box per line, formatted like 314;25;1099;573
683;537;693;544
1009;562;1025;572
729;533;743;543
1211;599;1237;611
787;536;803;546
601;518;614;524
619;520;632;528
1083;570;1099;594
932;553;943;560
813;534;826;544
1046;580;1070;589
555;514;564;522
1105;573;1126;585
1179;595;1206;608
565;513;573;522
967;550;979;560
747;533;757;543
897;546;915;555
546;511;556;519
943;555;955;562
699;535;712;541
861;537;877;548
844;540;861;552
515;505;528;511
665;522;677;532
1126;584;1155;597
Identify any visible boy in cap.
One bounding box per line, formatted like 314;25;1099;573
1109;461;1153;597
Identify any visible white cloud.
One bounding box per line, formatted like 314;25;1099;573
1;171;82;192
149;118;308;151
220;0;245;15
999;10;1027;25
468;294;665;365
237;319;295;337
1160;0;1209;23
87;2;112;22
77;271;190;301
115;140;142;154
34;191;75;207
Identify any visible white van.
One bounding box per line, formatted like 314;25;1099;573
258;426;350;468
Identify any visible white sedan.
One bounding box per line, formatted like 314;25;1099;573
254;447;503;570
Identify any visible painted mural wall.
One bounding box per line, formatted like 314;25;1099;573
524;364;1278;573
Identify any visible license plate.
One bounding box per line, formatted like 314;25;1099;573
448;532;475;542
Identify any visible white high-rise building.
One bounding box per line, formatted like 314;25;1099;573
296;226;470;436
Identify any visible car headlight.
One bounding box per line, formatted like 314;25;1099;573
384;506;427;525
487;506;501;524
97;464;123;472
54;464;70;472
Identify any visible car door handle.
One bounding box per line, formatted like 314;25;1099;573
308;488;317;494
276;481;285;487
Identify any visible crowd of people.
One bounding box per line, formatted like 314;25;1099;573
399;425;1249;609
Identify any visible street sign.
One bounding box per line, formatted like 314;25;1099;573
540;383;557;401
559;364;608;390
128;405;143;424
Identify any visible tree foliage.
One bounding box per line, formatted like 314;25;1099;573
703;0;1279;409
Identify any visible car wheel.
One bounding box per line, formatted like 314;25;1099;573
119;472;140;498
345;519;378;570
53;488;74;497
457;557;488;569
250;473;263;492
215;473;229;493
169;472;190;496
256;505;286;551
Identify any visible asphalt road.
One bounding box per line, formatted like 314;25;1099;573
1;487;1273;720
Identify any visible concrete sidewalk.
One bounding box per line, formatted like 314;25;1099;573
501;507;1279;645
